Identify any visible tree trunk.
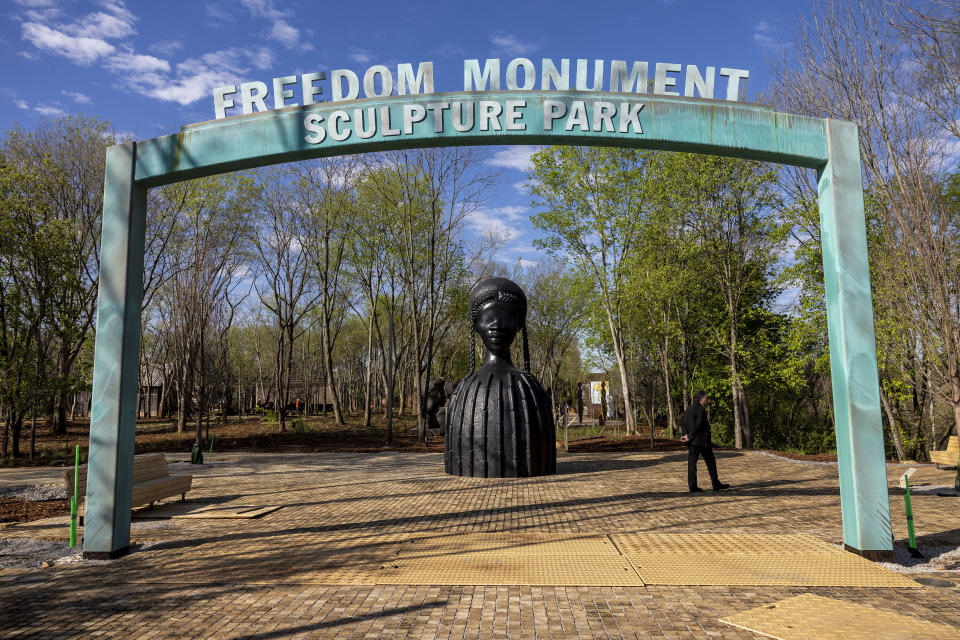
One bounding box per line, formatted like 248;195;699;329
321;317;345;425
729;316;746;449
604;309;637;435
1;407;8;459
385;311;395;445
879;386;906;462
660;333;675;438
177;363;191;434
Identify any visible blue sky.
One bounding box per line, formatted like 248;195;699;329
1;0;810;267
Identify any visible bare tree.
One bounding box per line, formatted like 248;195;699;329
770;0;960;446
252;168;319;431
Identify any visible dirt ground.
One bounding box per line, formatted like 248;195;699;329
0;497;70;525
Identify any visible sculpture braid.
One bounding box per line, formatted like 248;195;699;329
522;324;531;373
470;328;476;373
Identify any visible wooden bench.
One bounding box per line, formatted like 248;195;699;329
64;453;193;521
930;436;959;469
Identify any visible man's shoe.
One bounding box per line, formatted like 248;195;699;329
689;487;704;493
713;483;730;492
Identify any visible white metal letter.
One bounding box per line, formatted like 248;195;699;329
398;62;434;95
332;69;359;102
464;59;501;90
575;59;603;91
684;65;716;99
541;58;570;90
619;102;644;133
302;72;326;105
543;100;566;130
329;110;351;141
402;103;427;134
654;63;681;96
506;58;536;90
213;85;236;119
240;81;269;114
720;68;750;101
505;100;526;131
273;75;297;109
304;113;326;144
610;61;648;93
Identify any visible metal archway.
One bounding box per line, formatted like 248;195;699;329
85;91;892;560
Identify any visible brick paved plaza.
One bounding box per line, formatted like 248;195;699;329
2;449;960;638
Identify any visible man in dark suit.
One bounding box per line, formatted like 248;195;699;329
680;391;730;493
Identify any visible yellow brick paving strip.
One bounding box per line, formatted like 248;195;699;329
613;533;919;587
720;593;959;639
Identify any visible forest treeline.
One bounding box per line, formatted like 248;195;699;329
0;1;957;461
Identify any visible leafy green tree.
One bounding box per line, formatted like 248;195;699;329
530;146;653;435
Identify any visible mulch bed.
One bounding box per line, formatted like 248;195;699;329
0;497;70;525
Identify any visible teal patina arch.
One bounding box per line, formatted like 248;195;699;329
85;91;892;560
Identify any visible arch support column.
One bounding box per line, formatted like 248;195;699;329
82;142;146;559
818;119;893;560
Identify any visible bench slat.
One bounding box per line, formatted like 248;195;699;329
67;453;192;514
928;436;958;466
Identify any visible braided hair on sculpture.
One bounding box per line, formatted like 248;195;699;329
467;277;529;373
470;327;477;373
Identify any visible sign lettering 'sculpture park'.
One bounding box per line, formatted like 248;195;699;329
211;58;750;144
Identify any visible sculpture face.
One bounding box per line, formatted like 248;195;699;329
475;300;521;359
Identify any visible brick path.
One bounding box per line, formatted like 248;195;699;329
2;450;959;638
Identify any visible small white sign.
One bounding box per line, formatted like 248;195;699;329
899;467;917;489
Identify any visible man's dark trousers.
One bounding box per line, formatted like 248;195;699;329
688;444;721;490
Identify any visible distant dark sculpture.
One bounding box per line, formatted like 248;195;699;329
425;377;450;435
598;381;606;427
576;382;584;425
445;277;556;477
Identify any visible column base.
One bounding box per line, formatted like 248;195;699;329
844;544;894;562
83;545;129;560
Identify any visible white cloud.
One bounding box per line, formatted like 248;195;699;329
490;33;538;57
248;46;275;70
121;48;276;106
204;3;235;22
34;103;66;116
17;1;279;108
267;19;311;51
237;0;310;51
512;180;529;194
148;39;183;56
21;22;115;65
239;0;286;19
105;51;170;74
19;0;137;65
752;20;789;52
486;146;539;172
14;0;56;7
74;10;136;39
348;48;374;64
14;96;65;116
466;205;528;239
61;90;92;104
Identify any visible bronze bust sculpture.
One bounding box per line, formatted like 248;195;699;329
444;277;556;477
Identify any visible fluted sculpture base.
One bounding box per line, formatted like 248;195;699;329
444;362;556;478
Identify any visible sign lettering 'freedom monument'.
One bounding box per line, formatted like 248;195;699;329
212;58;751;142
83;51;892;564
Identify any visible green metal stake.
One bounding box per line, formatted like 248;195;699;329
69;445;79;548
209;435;214;463
900;468;923;559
